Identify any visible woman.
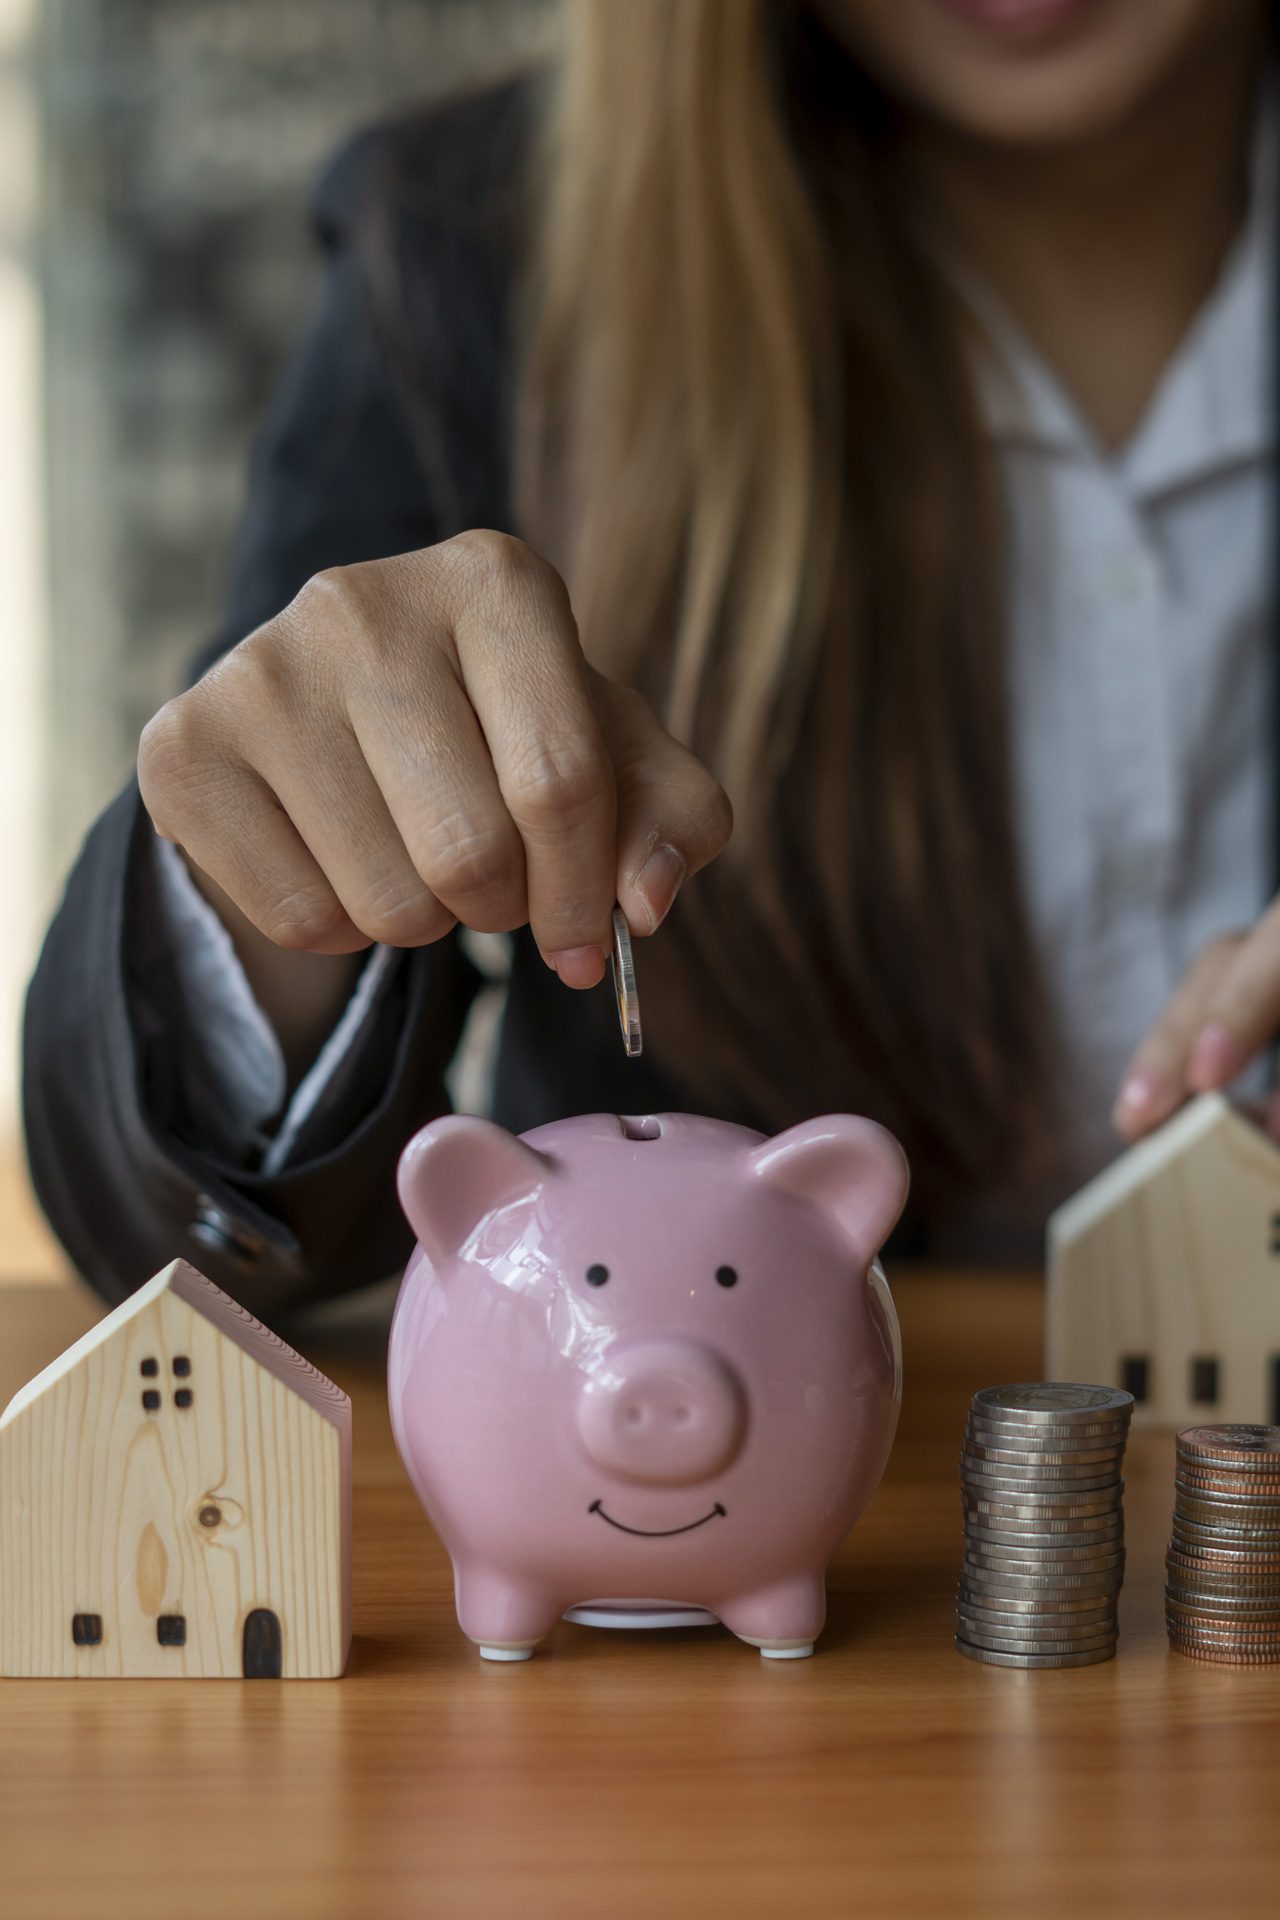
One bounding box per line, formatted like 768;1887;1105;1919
24;0;1275;1307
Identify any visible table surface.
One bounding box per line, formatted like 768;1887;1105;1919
1;1271;1277;1920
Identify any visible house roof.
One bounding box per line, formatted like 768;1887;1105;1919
0;1258;350;1431
1048;1092;1280;1247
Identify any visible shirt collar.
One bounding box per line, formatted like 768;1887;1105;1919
952;84;1277;500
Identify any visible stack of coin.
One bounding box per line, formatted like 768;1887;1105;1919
956;1383;1133;1668
1166;1425;1280;1665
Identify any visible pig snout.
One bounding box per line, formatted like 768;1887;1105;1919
576;1341;746;1485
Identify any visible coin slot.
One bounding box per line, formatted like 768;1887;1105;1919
1119;1355;1149;1404
618;1115;661;1141
157;1614;186;1647
1189;1356;1219;1405
71;1613;102;1647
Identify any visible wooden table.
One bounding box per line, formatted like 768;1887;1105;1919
1;1271;1277;1920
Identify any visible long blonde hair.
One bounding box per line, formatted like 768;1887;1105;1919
518;0;1047;1208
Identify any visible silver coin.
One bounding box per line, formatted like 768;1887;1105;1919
961;1455;1123;1482
1165;1571;1280;1599
609;906;643;1058
965;1531;1126;1557
959;1616;1118;1645
961;1475;1123;1499
1174;1501;1280;1532
961;1465;1123;1488
1165;1596;1280;1621
963;1522;1124;1547
958;1624;1119;1657
964;1491;1124;1516
965;1419;1131;1451
964;1553;1126;1579
961;1573;1123;1600
964;1558;1125;1584
962;1490;1123;1516
1172;1521;1280;1549
962;1440;1126;1468
956;1606;1116;1641
972;1385;1134;1423
1170;1527;1280;1557
966;1519;1126;1543
955;1639;1117;1669
955;1585;1119;1617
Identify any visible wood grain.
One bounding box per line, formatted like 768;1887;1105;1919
0;1269;1278;1920
0;1261;349;1678
1048;1092;1280;1427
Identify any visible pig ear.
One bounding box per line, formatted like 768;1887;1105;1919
748;1116;909;1269
397;1116;551;1265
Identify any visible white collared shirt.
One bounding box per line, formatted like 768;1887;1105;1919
934;121;1275;1255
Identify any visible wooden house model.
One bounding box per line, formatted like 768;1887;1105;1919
1047;1093;1280;1430
0;1258;351;1677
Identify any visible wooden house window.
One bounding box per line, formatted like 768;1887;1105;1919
141;1389;161;1412
174;1389;193;1409
1120;1356;1149;1404
1190;1356;1219;1404
172;1356;191;1376
157;1615;186;1647
71;1613;102;1647
140;1357;158;1377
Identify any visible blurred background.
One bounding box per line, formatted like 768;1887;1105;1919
0;0;549;1281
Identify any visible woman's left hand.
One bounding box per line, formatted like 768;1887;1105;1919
1113;912;1280;1142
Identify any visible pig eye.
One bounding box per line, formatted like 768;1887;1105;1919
585;1263;610;1287
716;1265;738;1288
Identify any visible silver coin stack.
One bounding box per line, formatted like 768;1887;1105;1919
956;1383;1134;1668
1165;1424;1280;1665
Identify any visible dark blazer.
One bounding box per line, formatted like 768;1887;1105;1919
23;82;690;1316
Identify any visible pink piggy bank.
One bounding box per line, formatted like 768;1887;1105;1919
389;1111;907;1661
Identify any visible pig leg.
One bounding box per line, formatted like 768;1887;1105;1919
718;1572;827;1659
454;1565;564;1662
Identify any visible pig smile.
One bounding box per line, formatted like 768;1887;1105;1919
588;1499;726;1537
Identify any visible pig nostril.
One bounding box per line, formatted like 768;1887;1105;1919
674;1406;692;1426
624;1404;646;1429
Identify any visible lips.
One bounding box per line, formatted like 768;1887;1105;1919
588;1499;726;1538
933;0;1097;37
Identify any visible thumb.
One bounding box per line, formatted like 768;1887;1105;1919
594;678;733;935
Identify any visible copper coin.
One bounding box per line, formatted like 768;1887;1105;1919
1177;1425;1280;1463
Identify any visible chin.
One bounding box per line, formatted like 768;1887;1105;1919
814;0;1258;155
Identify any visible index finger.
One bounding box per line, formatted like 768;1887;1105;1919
443;534;617;985
1186;903;1280;1091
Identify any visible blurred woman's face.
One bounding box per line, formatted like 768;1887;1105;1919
814;0;1264;148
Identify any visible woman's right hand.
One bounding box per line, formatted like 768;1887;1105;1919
138;532;733;993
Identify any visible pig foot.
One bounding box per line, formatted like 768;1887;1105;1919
455;1566;563;1662
718;1573;826;1659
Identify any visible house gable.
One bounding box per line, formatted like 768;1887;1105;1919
1047;1093;1280;1427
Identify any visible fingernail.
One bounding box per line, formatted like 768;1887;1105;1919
1189;1021;1238;1088
634;842;687;933
1114;1072;1159;1128
548;945;606;989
